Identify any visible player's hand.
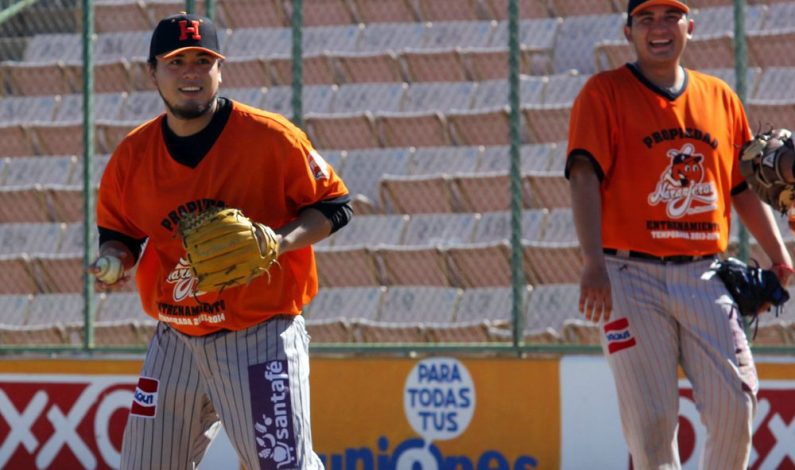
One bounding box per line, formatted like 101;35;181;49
771;262;794;286
87;253;129;290
579;259;612;323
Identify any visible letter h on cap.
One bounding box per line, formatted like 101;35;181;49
179;20;202;41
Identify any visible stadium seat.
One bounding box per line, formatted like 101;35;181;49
447;240;515;287
220;57;271;88
357;286;460;343
30;253;83;294
267;53;338;86
449;108;515;147
0;223;62;255
0;156;77;222
749;67;795;101
94;0;152;33
95;292;154;346
380;147;480;213
327;213;408;247
221;87;267;108
315;246;381;287
304;286;384;322
470;209;547;244
381;174;458;213
304;286;385;342
682;34;735;69
377;245;453;286
542;71;589;105
456;286;518;324
746;100;795;137
401;48;471;82
454;173;536;212
26;293;84;344
1;33;81;95
525;171;570;208
747;29;795;68
352;0;420;23
378;111;453;148
524;283;579;341
337;147;412;212
485;0;552;20
416;0;490;21
315;214;408;287
550;0;618;16
31;93;124;156
0;125;36;157
691;5;765;36
553;13;624;74
523;105;572;143
305;112;381;149
217;0;288;28
333;82;406;114
0;294;33;345
285;0;357;26
701;67;761;96
0;255;38;294
335;51;407;84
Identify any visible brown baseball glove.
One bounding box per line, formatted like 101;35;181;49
739;128;795;213
178;207;280;293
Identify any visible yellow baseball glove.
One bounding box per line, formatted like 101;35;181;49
179;207;280;293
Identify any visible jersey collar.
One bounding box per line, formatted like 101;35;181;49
626;62;688;101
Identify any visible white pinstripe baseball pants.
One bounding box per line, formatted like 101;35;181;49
120;315;323;470
601;256;757;470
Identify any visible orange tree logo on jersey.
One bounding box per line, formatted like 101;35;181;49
648;144;718;218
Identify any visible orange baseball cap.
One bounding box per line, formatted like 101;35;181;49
627;0;689;17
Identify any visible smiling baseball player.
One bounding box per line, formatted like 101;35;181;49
88;13;352;469
566;0;792;468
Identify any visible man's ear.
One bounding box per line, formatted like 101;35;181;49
624;25;632;42
687;18;694;37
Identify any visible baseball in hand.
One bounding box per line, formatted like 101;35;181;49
95;255;124;284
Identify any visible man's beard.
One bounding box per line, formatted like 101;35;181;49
159;90;218;120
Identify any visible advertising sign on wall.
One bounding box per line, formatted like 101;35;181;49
561;356;795;470
311;356;560;469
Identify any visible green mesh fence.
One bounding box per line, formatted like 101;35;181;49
0;0;793;352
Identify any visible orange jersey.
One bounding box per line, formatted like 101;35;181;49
98;101;348;336
567;66;751;256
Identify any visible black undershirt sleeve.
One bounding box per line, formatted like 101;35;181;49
302;194;353;234
98;227;147;262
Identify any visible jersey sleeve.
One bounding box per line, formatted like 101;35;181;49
566;76;616;180
282;126;349;209
97;146;148;240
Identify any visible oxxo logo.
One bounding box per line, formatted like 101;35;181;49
674;384;795;470
0;376;135;470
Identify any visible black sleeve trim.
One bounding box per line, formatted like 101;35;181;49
565;148;605;181
98;227;147;262
730;181;749;196
302;194;353;234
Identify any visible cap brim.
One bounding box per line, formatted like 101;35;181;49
630;0;689;16
158;47;225;61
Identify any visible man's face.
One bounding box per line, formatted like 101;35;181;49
151;49;222;120
624;5;693;66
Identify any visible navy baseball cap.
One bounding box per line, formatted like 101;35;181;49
627;0;689;17
149;13;225;62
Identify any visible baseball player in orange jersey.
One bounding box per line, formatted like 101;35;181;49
567;0;793;468
87;13;352;469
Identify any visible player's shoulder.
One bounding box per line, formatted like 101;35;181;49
580;66;629;92
112;115;163;159
687;68;738;95
228;100;312;148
